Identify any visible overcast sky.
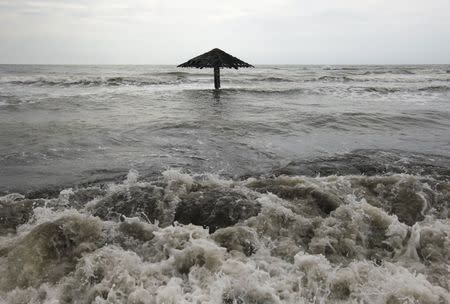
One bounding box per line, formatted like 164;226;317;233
1;0;449;64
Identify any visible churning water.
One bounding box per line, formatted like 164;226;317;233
0;65;449;303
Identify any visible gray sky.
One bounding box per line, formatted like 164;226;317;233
1;0;449;64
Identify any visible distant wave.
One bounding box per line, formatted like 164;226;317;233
0;94;24;106
362;70;415;75
322;68;415;75
418;85;450;92
302;111;450;131
350;86;449;94
154;71;209;77
214;85;449;96
222;87;306;95
323;67;359;71
361;87;401;93
3;72;216;87
300;76;360;83
317;75;355;82
6;77;179;87
250;76;294;82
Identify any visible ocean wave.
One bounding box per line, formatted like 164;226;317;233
183;87;307;97
418;85;450;92
347;86;450;94
360;86;401;93
221;87;306;95
317;75;355;82
5;76;182;87
250;77;294;82
212;85;448;97
275;149;450;178
298;111;450;132
154;71;209;77
322;68;416;75
362;69;415;75
0;94;27;107
0;165;449;303
323;67;360;71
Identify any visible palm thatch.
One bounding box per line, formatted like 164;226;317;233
178;48;253;69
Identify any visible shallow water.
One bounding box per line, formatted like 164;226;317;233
0;65;449;303
1;65;449;192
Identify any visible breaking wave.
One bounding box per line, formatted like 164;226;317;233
316;75;355;82
357;87;401;94
220;85;449;97
362;69;416;75
323;67;360;71
6;77;178;87
2;72;214;87
418;85;450;93
251;77;294;82
154;71;210;77
322;68;416;75
0;164;449;303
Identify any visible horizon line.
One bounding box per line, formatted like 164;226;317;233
1;63;449;66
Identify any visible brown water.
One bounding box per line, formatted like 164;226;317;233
0;65;449;303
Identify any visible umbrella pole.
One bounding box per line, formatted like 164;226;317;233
214;67;220;89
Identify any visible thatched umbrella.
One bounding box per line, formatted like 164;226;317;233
178;48;253;89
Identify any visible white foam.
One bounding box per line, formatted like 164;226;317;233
1;171;449;303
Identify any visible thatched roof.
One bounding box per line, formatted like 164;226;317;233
178;48;253;69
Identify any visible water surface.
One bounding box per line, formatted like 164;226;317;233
0;65;449;303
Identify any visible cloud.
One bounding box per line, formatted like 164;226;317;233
0;0;449;64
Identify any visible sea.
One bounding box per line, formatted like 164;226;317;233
0;64;449;303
